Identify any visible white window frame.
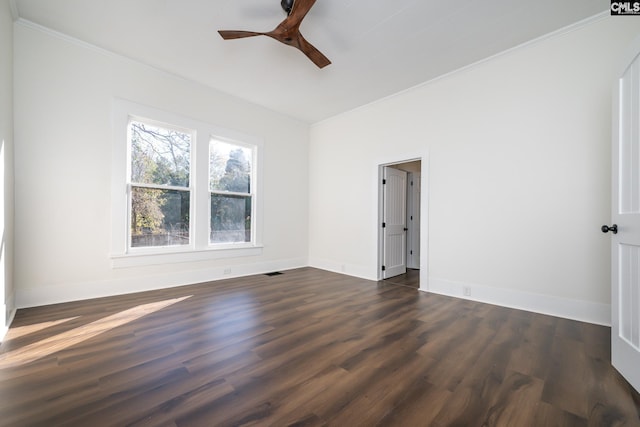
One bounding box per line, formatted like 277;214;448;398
208;137;257;248
128;117;195;252
111;99;263;268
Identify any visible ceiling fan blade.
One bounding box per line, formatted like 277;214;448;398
296;33;331;68
218;30;264;40
263;28;330;69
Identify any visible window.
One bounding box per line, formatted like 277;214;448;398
129;120;192;248
209;139;253;244
111;100;263;267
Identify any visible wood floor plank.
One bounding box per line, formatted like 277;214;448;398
374;380;450;426
480;370;545;426
533;402;589;427
542;337;597;418
0;267;637;426
326;352;436;426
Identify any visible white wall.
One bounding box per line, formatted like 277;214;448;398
13;21;310;307
309;17;640;325
0;0;16;336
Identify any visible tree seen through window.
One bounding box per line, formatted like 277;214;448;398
129;120;191;248
210;140;253;244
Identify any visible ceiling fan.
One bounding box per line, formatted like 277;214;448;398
218;0;331;69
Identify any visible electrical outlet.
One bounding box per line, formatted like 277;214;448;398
223;268;232;275
463;286;471;297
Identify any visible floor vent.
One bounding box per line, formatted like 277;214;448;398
265;271;283;277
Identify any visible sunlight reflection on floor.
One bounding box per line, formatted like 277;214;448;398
6;316;80;340
0;295;192;369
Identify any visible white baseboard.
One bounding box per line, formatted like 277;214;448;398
16;258;307;309
308;257;376;281
425;277;611;326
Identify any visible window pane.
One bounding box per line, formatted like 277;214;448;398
131;187;190;247
130;120;191;187
210;194;251;244
210;140;251;194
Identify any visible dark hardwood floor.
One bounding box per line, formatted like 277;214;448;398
383;269;420;289
0;267;638;426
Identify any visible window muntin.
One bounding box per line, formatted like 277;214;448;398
209;139;254;244
128;119;192;249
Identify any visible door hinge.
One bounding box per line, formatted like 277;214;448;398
382;179;386;185
382;265;386;271
410;215;413;220
411;181;414;186
410;250;413;255
382;222;386;228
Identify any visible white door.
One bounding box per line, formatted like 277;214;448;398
407;172;421;269
383;167;407;279
610;36;640;394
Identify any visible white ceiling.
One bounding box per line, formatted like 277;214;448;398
13;0;607;123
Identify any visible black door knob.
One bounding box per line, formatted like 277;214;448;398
601;224;618;234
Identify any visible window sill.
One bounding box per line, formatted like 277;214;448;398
110;245;264;269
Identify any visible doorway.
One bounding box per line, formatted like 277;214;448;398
378;159;422;287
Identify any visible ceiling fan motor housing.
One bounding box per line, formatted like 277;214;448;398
281;0;294;15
